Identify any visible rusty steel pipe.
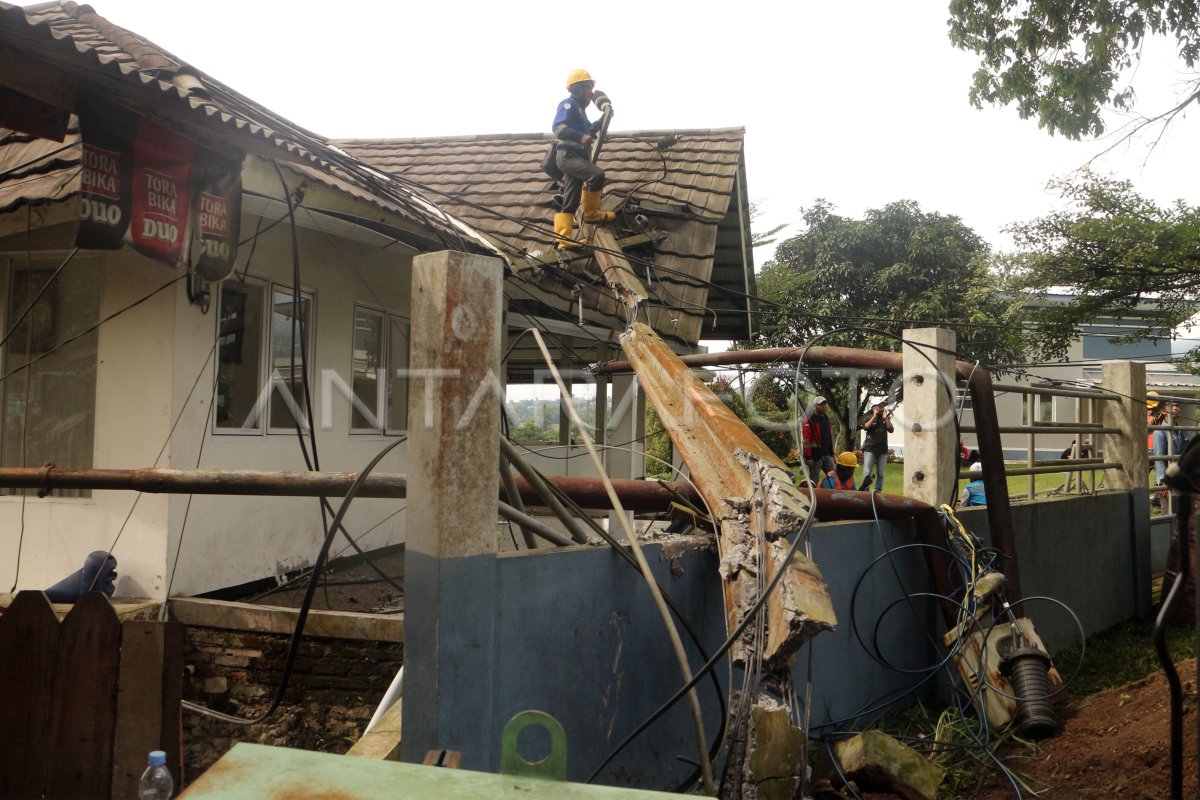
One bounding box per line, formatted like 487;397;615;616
0;465;703;514
598;344;1022;600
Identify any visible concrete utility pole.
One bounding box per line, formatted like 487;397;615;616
403;250;504;771
901;328;958;508
1100;361;1148;490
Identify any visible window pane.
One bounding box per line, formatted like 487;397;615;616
351;308;383;431
215;282;264;429
269;289;312;430
505;383;561;443
2;261;102;496
387;318;409;431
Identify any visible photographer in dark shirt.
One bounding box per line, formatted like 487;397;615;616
859;398;894;492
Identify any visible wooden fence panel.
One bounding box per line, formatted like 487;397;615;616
111;620;185;797
0;590;61;798
44;592;122;800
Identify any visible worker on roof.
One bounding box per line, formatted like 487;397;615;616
550;69;615;249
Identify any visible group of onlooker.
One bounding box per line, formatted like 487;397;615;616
800;395;986;506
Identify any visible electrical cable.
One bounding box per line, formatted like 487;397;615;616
527;326;715;793
270;160;403;597
521;460;727;794
0;274;185;386
182;435;406;725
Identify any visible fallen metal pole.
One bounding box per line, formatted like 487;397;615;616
0;465;696;509
499;452;537;548
0;465;968;520
497;501;573;547
498;438;592;544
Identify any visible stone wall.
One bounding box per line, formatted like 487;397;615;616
181;624;403;785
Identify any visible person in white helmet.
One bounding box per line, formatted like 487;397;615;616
959;463;987;507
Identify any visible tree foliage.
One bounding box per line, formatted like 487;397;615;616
751;200;1033;439
1004;170;1200;365
948;0;1200;139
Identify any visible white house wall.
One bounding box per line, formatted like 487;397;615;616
0;248;177;597
165;212;413;597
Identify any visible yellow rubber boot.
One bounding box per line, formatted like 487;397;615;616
553;212;582;250
581;189;616;224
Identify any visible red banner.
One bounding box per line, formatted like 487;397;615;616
75;97;139;250
129;119;196;266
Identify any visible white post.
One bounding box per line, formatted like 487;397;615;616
901;328;957;507
1100;361;1146;491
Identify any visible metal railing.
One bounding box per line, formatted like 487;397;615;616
960;381;1120;501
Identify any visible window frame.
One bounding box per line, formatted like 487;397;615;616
213;275;316;436
0;252;102;498
349;303;410;435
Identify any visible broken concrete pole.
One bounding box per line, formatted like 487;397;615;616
620;322;835;666
743;700;807;800
832;730;945;800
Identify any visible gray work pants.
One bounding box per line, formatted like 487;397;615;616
556;148;605;213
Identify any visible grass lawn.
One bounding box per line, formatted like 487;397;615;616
864;460;1103;501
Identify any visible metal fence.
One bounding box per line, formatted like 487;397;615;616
958;381;1123;501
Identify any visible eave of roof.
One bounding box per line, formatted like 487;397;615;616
0;1;490;252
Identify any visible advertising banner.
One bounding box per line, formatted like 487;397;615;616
191;151;243;281
75;97;139;250
129;118;197;266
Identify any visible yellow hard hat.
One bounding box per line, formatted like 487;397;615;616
566;69;594;90
836;451;858;468
1147;390;1161;408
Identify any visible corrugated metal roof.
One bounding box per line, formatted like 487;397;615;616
336;130;758;341
0;1;485;251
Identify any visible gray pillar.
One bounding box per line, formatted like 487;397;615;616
606;373;644;535
404;250;504;770
1100;360;1147;490
902;328;957;507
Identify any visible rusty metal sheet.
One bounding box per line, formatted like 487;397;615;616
620;321;835;665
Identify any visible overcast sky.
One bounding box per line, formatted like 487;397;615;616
38;0;1200;267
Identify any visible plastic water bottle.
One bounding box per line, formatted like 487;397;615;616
138;750;173;800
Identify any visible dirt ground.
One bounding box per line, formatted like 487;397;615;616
973;658;1199;800
206;550;1199;799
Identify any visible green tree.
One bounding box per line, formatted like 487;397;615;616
948;0;1200;139
1004;170;1200;365
642;376;797;480
752;200;1032;439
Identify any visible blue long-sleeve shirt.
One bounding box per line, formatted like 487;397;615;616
552;96;601;152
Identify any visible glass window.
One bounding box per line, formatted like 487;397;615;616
1;259;102;496
268;288;313;431
506;383;562;443
351;307;384;431
387;318;409;432
215;281;265;430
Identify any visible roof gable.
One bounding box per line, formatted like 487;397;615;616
337;130;757;342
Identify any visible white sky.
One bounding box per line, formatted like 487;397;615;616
36;0;1200;267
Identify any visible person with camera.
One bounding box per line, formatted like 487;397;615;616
859;398;893;492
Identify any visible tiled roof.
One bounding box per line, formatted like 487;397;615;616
0;1;484;250
337;130;757;341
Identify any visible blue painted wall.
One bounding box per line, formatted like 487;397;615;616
408;490;1148;788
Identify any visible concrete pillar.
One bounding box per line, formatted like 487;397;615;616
901;328;957;507
1100;361;1147;490
403;250;504;770
606;373;644;535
